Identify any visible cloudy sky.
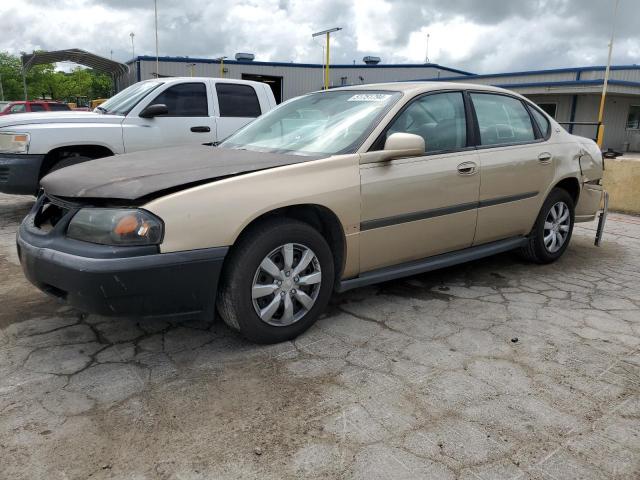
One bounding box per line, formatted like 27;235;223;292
0;0;638;74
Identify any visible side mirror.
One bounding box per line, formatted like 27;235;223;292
139;103;169;118
384;132;425;154
360;132;426;164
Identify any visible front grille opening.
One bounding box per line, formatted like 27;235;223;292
34;199;69;232
0;165;9;182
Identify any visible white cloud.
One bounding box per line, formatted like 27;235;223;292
0;0;637;74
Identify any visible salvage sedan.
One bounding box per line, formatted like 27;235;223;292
17;82;608;343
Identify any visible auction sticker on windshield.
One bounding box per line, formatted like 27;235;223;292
347;94;392;102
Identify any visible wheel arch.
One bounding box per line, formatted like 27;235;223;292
40;144;114;178
230;203;347;282
552;176;581;205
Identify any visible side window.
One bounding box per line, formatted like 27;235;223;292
49;103;71;111
30;103;46;112
150;82;208;116
386;92;467;152
626;105;640;130
10;104;26;113
471;93;536;146
529;107;551;138
216;83;261;118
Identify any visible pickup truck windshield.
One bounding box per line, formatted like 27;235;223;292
220;90;402;155
97;81;163;115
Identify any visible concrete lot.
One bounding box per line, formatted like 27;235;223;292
1;192;639;480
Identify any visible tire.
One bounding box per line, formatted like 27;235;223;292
48;154;93;174
217;218;335;344
519;188;575;264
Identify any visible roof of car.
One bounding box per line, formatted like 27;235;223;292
331;81;518;96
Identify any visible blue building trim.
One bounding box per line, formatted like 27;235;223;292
492;79;640;89
128;55;474;76
429;64;640;82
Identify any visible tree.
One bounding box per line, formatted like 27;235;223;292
0;51;114;101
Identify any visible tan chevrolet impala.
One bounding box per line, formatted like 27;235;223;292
17;82;608;343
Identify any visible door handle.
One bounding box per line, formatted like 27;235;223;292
457;161;478;175
538;152;553;163
191;126;211;133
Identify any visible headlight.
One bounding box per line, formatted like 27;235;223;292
67;209;163;246
0;132;30;154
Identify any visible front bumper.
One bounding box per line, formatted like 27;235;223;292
17;202;228;317
0;153;45;195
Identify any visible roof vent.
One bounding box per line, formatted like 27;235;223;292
235;52;255;62
363;56;381;65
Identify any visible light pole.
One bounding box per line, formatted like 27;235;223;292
0;72;4;101
312;27;342;90
154;0;159;76
215;56;227;77
596;0;619;149
130;32;135;59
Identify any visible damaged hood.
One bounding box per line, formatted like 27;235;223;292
41;145;324;201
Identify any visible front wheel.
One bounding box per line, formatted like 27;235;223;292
519;188;575;264
217;218;335;344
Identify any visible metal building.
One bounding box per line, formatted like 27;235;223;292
118;55;472;103
434;66;640;152
120;56;640;152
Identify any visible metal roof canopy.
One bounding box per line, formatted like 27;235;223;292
21;48;129;76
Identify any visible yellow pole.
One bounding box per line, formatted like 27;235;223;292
596;0;619;148
325;31;330;90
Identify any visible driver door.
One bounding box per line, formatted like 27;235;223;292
359;91;480;272
122;81;216;152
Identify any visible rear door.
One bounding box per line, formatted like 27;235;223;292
359;91;480;272
470;92;555;244
213;83;263;142
122;81;216;152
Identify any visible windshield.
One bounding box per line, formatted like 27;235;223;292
96;81;163;115
220;90;402;155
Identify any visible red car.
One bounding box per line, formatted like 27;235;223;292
0;101;71;115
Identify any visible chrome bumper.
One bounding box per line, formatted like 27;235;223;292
594;191;609;247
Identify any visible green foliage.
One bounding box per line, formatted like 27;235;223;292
0;51;113;102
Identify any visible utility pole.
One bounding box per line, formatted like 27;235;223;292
0;72;4;101
425;33;430;63
596;0;619;149
154;0;159;76
312;27;342;90
215;56;227;77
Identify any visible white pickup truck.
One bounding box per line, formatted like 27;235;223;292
0;77;276;195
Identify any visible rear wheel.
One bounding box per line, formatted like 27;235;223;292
217;218;334;344
519;188;575;264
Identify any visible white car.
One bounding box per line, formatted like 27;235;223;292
0;77;276;195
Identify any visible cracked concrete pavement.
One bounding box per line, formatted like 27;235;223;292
1;192;639;479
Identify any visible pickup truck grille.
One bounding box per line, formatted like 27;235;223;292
0;166;9;183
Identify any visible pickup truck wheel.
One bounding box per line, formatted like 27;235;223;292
217;218;334;344
519;188;575;264
48;154;93;174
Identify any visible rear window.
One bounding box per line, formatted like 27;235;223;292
48;103;71;111
216;83;261;118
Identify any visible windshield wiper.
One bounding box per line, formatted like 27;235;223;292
95;106;108;114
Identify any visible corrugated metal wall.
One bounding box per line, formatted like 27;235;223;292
134;60;453;100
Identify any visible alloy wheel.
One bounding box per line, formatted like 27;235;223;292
251;243;322;326
543;201;571;253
